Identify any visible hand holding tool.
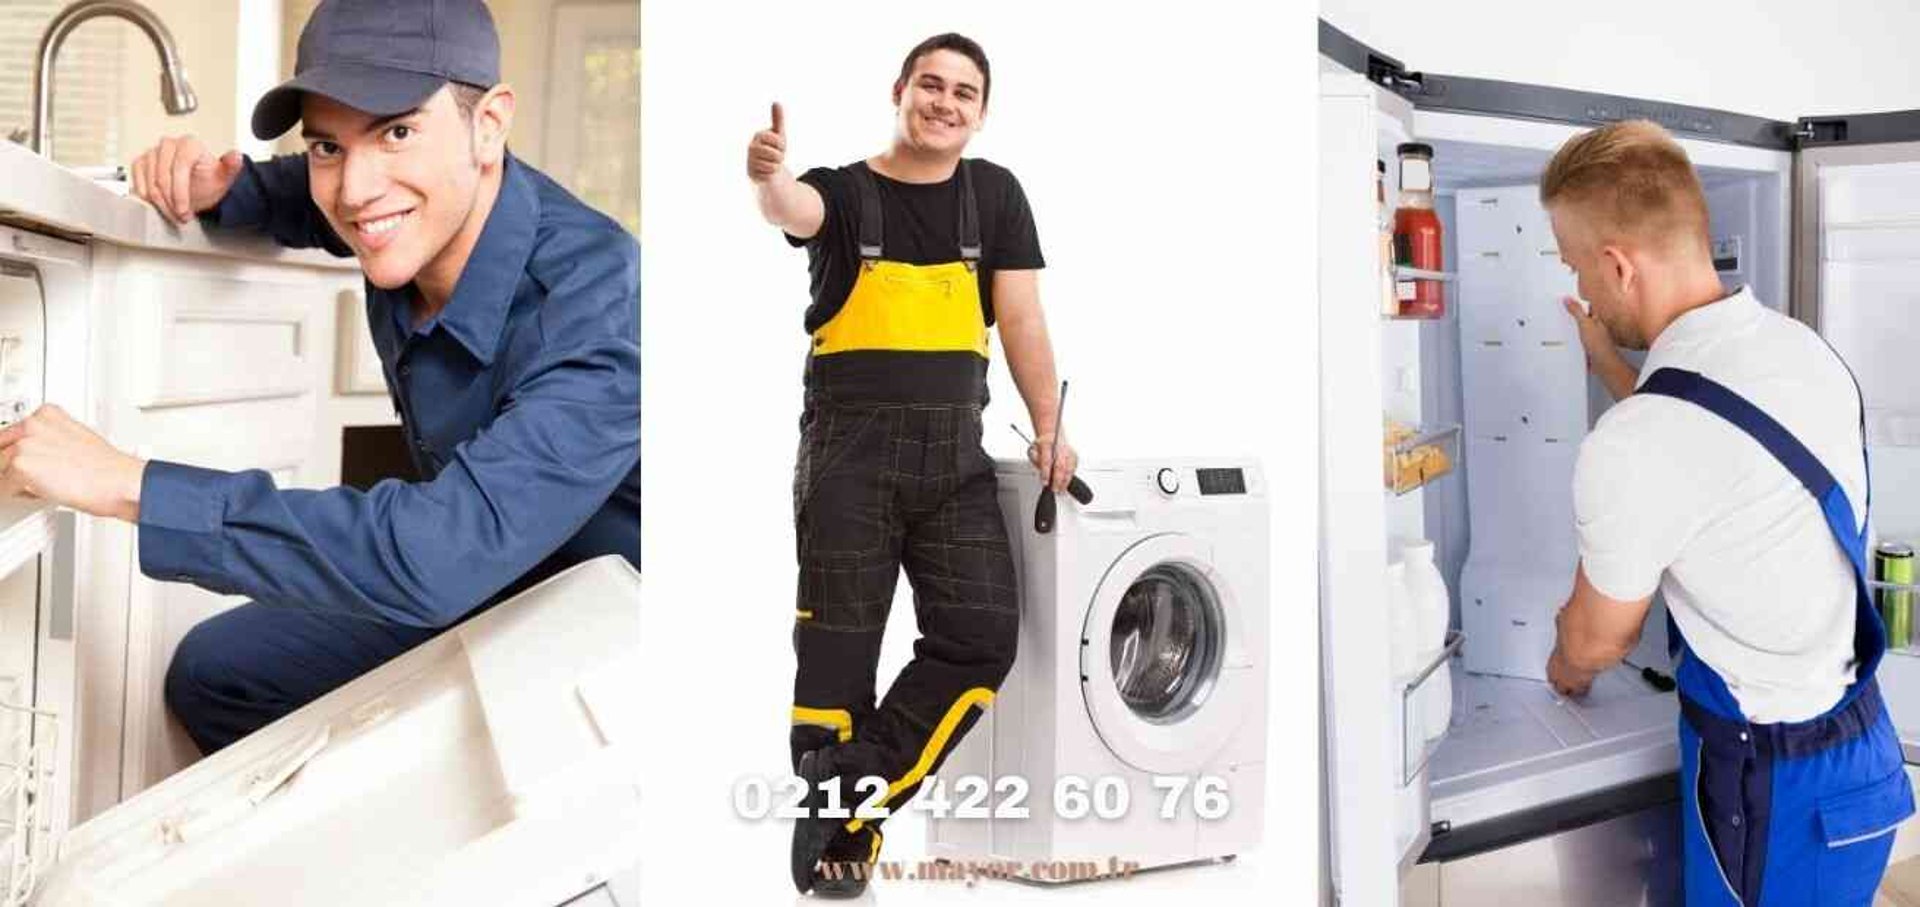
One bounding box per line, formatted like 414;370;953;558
1033;382;1071;533
1011;423;1092;506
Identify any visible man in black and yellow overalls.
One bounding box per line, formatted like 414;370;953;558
747;32;1078;898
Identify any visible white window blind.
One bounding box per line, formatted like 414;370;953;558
0;1;126;167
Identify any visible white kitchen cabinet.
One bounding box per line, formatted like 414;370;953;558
82;244;376;804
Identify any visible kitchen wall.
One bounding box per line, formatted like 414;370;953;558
1321;0;1920;122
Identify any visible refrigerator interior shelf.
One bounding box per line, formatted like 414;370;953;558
1393;266;1456;282
1384;423;1460;495
1402;629;1465;785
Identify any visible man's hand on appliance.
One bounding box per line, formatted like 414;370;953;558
0;405;144;522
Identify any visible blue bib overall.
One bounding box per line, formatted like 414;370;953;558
1637;367;1915;906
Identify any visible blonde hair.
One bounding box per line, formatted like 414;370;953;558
1539;120;1710;255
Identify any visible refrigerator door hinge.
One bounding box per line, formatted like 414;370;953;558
1430;819;1452;838
1369;56;1425;96
1792;117;1847;148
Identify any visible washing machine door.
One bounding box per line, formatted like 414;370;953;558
1080;532;1251;774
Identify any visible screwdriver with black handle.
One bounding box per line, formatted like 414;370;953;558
1011;422;1093;512
1029;381;1091;534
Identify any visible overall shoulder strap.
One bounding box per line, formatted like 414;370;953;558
957;160;982;267
846;162;883;262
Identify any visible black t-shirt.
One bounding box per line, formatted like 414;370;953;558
786;158;1045;334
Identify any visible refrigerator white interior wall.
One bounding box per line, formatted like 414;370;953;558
1320;71;1417;904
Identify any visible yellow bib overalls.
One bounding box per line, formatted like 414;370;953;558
788;161;1020;892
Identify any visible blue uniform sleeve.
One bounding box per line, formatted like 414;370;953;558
200;154;354;257
135;237;641;628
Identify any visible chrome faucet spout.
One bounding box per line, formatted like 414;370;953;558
29;0;198;158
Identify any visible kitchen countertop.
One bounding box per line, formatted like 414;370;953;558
0;140;355;271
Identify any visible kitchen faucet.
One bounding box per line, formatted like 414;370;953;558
29;0;197;158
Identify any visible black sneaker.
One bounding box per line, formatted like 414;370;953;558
812;826;882;899
790;748;837;894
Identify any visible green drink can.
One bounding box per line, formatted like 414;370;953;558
1876;542;1914;650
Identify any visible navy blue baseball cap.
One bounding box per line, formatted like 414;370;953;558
250;0;501;141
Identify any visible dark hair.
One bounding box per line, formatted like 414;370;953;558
449;81;490;121
895;33;990;106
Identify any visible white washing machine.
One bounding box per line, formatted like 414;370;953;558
927;459;1268;876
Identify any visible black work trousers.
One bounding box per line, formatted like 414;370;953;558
788;399;1020;835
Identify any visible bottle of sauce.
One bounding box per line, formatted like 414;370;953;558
1394;143;1445;318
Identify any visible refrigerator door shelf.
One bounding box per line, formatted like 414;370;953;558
1402;630;1466;784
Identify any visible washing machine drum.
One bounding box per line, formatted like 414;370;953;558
1082;534;1253;774
1109;564;1223;723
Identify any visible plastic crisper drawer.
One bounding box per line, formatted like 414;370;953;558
34;555;641;907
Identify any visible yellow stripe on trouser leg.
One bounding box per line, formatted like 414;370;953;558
811;260;990;357
792;706;853;744
844;686;996;834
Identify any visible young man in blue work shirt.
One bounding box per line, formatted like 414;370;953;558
1544;121;1910;905
748;33;1078;898
0;0;638;755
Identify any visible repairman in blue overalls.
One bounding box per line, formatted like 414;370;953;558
1544;119;1914;905
747;33;1081;898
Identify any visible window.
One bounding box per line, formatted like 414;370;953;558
545;2;640;236
0;2;126;166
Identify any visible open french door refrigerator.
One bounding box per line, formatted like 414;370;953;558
1319;19;1920;905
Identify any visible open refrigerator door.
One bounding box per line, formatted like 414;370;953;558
1795;131;1920;762
1320;22;1820;902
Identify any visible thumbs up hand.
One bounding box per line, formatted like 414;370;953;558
747;102;788;184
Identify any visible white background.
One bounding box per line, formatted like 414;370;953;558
639;1;1318;903
1321;0;1920;122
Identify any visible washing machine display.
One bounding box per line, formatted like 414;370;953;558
1195;467;1246;495
1110;563;1224;724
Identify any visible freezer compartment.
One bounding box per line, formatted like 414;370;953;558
1427;662;1677;831
34;555;641;907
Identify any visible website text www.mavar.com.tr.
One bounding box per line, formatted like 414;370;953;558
816;855;1143;885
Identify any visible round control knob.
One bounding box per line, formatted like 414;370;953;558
1155;467;1180;496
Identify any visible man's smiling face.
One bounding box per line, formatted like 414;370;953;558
892;49;986;155
300;86;484;291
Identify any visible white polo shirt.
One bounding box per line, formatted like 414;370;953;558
1574;287;1863;723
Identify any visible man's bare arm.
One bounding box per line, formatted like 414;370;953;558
1547;563;1654;697
748;102;825;239
993;269;1077;491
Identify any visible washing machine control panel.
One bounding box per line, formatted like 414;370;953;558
1155;467;1180;496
